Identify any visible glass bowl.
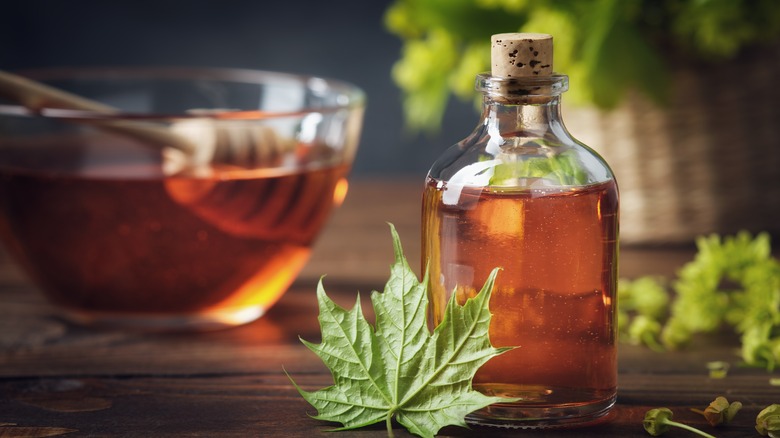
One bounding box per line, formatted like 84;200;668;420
0;67;364;330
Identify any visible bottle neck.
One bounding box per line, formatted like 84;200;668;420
475;73;569;152
482;95;563;141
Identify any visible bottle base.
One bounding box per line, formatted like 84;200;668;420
466;386;616;429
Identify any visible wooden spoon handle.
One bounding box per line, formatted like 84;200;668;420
0;70;195;155
0;70;116;113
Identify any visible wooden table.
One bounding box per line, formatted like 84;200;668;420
0;178;776;437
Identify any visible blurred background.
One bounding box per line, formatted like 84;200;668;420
0;0;472;177
2;0;779;244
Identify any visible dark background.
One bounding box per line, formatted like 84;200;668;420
0;0;478;177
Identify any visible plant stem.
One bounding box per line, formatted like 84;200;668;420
386;412;394;438
665;419;716;438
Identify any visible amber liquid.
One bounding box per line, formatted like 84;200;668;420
422;177;618;425
0;138;348;328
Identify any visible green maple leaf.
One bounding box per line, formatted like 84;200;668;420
288;224;512;438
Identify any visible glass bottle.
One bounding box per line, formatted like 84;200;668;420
421;33;619;428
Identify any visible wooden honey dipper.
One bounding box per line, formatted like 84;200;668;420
0;69;341;242
0;69;295;174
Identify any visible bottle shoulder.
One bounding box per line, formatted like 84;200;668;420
428;125;615;189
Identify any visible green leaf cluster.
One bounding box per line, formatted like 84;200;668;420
619;232;780;371
384;0;780;132
288;224;513;438
488;149;588;187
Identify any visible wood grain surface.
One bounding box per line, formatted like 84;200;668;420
1;178;776;438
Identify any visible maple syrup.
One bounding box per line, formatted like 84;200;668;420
422;178;618;425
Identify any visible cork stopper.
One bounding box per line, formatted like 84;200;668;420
491;33;553;78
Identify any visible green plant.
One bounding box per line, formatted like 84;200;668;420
288;224;513;438
692;396;743;427
643;407;716;437
757;404;780;437
618;232;780;372
385;0;780;131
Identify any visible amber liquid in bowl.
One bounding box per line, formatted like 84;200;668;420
0;135;348;329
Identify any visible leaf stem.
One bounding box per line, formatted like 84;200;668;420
664;419;716;438
386;412;394;438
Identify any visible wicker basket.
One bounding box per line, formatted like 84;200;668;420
563;45;780;245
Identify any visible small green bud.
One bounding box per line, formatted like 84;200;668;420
757;404;780;437
644;408;674;436
706;361;730;379
693;396;742;426
644;407;717;438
